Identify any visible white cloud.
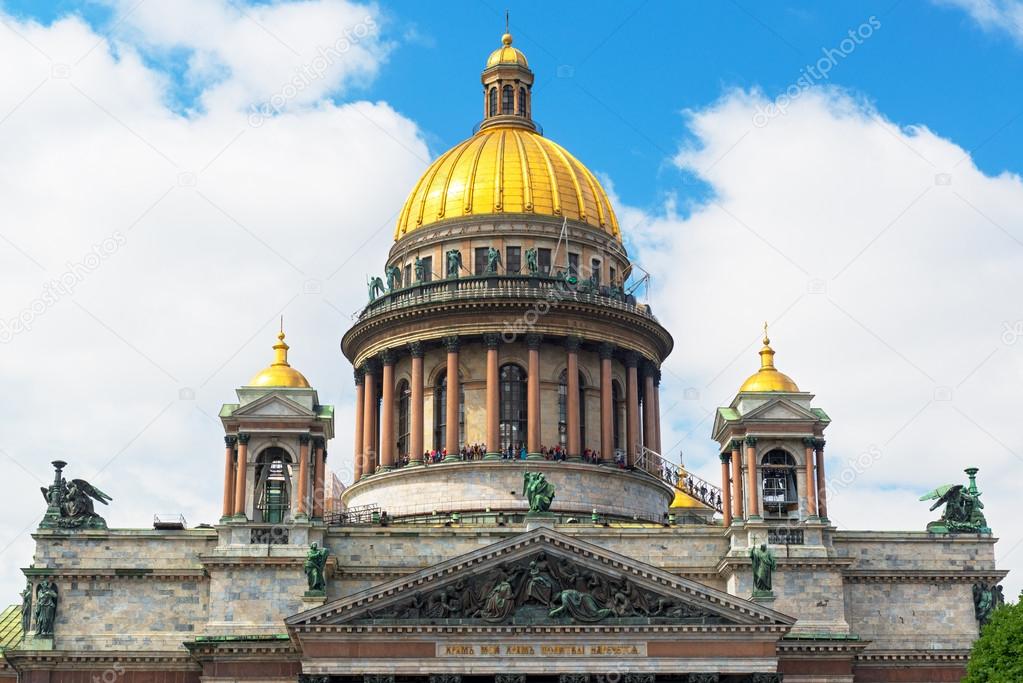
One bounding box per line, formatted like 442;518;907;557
625;87;1023;598
0;3;427;600
938;0;1023;45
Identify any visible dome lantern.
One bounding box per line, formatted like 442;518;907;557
737;323;800;393
248;327;311;389
481;25;535;132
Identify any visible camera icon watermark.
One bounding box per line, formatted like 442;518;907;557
51;63;71;79
933;386;953;401
179;387;195;401
683;387;700;400
934;173;952;186
303;278;323;294
807;278;827;294
177;171;197;187
1001;321;1023;345
556;64;575;78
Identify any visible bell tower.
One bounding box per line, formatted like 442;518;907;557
480;24;535;131
218;329;335;534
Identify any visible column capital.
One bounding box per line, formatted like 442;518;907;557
730;439;743;452
624;351;640;368
564;335;582;352
719;451;732;464
354;367;365;385
313;436;326;449
814;438;826;450
744;435;757;447
408;340;425;358
483;333;502;349
379;348;396;366
299;433;311;445
237;432;251;445
802;436;817;448
362;358;380;375
443;335;461;352
525;333;543;350
598;342;616;360
224;435;237;447
642;359;659;378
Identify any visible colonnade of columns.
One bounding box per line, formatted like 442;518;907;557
352;335;663;482
717;436;828;524
220;432;327;521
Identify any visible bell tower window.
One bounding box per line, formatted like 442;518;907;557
518;86;527;116
501;85;514;114
488;87;498;117
254;447;292;524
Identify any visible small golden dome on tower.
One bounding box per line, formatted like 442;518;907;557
486;32;529;68
738;324;800;393
248;329;311;389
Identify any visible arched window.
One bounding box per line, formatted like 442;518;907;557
558;370;587;451
254;447;291;524
396;379;410;463
488;87;497;117
501;85;514;114
499;364;527;451
762;449;797;515
612;380;624;454
518;87;527;116
433;371;464;452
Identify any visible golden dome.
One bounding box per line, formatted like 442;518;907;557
738;324;800;393
395;126;621;240
248;330;311;389
671;488;710;509
486;32;528;68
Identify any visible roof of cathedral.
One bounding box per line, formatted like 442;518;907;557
394;33;620;242
738;325;800;393
248;329;311;389
0;605;22;650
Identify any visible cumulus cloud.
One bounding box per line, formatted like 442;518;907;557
625;87;1023;597
938;0;1023;45
0;2;427;599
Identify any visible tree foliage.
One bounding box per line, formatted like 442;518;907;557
965;593;1023;683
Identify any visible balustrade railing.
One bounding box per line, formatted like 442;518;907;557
638;447;724;513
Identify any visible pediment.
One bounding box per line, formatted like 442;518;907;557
741;397;818;422
233;393;314;418
287;528;794;629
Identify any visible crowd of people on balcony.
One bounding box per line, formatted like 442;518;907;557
391;443;615;467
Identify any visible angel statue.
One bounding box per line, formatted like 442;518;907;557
525;247;539;275
385;265;402;292
367;276;386;302
40;462;113;529
445;249;463;278
486;247;502;274
919;467;990;534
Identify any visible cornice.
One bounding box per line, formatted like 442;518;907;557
22;567;207;580
842;569;1008;583
293;623;792;637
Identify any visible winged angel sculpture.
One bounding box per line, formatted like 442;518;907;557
919;468;989;534
40;461;113;529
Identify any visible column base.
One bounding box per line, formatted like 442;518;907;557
442;455;462;462
378;466;393;472
566;455;583;462
526;453;545;460
483;452;502;460
407;459;425;467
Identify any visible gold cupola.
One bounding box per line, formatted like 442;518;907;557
248;329;311;388
393;30;620;241
738;324;800;393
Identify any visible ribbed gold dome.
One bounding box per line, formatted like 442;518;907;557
394;126;621;240
486;33;528;68
738;325;800;393
248;330;311;389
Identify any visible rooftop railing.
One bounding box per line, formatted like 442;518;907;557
638;447;724;514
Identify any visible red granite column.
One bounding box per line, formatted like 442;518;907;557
745;436;760;520
362;361;378;476
526;334;542;458
720;452;732;527
484;334;501;459
625;352;640;468
443;336;461;461
730;439;743;521
815;439;828;521
566;336;581;459
296;434;310;517
313;438;326;518
643;362;657;461
409;342;425;465
233;433;249;518
222;436;236;520
599;343;614;464
804;437;818;519
380;350;395;471
353;369;365;481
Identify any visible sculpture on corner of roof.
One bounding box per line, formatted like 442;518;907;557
39;460;112;530
304;542;330;593
368;275;386;302
385;265;402;292
919;467;990;534
749;542;776;598
523;471;555;514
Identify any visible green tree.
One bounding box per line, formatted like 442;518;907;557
965;593;1023;683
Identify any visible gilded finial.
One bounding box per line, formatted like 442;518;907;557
763;320;770;345
502;10;513;46
272;325;290;366
758;322;776;371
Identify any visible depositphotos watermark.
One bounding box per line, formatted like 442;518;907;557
248;16;378;127
0;232;127;344
753;16;881;128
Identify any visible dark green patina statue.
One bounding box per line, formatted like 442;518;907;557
486;247;502;273
750;542;776;597
20;582;31;634
367;276;385;302
525;247;538;275
445;249;463;278
33;579;57;636
523;471;555;513
920;467;990;533
304;542;330;593
39;460;112;530
548;589;614;622
973;582;1005;626
385;265;401;291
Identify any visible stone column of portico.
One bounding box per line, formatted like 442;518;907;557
642;362;657;463
353;369;365;482
296;434;311;518
566;336;582;460
719;452;732;527
803;437;819;520
653;369;662;455
409;342;425;465
233;433;249;518
362;361;378;476
221;436;237;520
379;350;396;471
484;334;501;459
730;439;743;522
625;352;641;469
599;343;614;465
745;435;761;520
815;439;828;521
443;336;461;461
313;438;326;518
526;334;543;458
